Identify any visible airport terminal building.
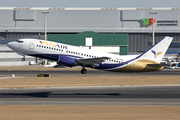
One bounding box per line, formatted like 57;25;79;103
0;7;180;65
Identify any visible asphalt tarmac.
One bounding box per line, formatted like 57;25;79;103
0;85;180;105
0;69;180;77
0;69;179;105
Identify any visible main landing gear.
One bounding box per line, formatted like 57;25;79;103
81;68;87;74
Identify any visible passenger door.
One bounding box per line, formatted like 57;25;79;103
29;40;35;50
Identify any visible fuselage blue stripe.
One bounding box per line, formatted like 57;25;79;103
28;53;127;69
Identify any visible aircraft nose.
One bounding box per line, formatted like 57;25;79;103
7;41;17;50
7;42;13;48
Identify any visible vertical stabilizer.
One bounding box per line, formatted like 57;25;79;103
137;36;173;63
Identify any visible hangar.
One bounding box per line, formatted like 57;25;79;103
0;7;180;65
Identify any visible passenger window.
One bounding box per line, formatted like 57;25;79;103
37;45;38;47
84;54;86;56
39;45;41;47
49;47;51;49
42;46;43;48
47;47;48;49
44;46;46;48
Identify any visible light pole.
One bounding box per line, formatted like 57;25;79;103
150;11;157;46
41;11;49;41
41;11;49;65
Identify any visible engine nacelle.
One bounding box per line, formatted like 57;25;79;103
58;55;75;67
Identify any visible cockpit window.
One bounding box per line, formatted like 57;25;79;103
15;40;24;43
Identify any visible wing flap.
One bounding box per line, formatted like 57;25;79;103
75;57;110;66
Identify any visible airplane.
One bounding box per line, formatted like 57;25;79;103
7;36;173;74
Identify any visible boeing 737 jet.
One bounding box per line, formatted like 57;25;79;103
7;36;173;74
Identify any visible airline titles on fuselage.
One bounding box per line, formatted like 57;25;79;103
39;41;68;50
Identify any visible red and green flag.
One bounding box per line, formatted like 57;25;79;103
142;18;156;26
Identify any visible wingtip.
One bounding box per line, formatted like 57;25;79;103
165;36;173;40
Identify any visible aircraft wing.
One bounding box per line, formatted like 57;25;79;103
75;57;110;66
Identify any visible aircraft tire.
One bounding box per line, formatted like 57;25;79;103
81;69;87;74
22;58;25;61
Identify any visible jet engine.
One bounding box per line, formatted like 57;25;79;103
57;55;76;67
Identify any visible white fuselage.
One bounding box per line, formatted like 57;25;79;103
7;37;173;72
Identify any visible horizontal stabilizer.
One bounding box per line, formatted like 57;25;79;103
147;63;169;67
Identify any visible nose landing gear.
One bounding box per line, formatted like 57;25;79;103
22;57;25;61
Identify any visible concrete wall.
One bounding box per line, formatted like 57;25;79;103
0;52;35;66
0;45;36;66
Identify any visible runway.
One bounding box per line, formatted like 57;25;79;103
0;69;180;77
0;85;180;105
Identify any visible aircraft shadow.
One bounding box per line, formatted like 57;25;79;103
0;92;180;98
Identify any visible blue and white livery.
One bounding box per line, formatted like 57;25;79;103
7;36;173;74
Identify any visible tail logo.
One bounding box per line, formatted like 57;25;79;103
151;50;162;58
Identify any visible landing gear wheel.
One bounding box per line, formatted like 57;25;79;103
22;58;25;61
81;69;87;74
